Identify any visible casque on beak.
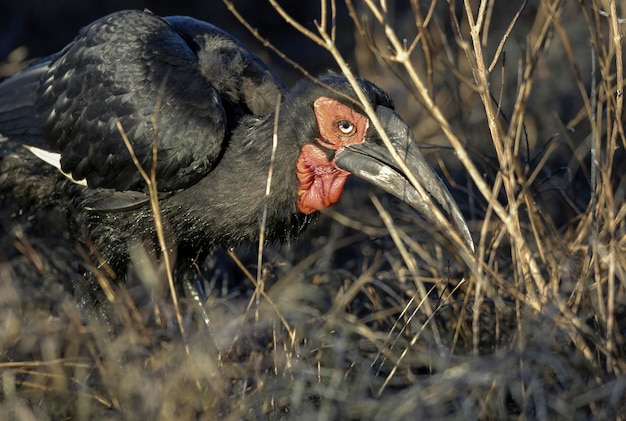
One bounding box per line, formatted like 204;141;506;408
334;106;474;252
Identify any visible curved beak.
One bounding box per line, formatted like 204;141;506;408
335;106;474;252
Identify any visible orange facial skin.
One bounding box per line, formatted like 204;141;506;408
296;97;370;214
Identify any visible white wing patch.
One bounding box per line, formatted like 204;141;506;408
24;145;88;186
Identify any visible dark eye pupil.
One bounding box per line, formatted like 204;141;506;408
338;121;353;133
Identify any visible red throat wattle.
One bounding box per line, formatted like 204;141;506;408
296;144;350;214
296;97;370;214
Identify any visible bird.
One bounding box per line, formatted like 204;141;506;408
0;10;473;288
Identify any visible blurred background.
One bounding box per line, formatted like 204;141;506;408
0;1;355;85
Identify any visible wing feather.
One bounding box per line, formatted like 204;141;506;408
0;10;288;193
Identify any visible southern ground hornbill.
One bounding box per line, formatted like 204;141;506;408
0;10;473;292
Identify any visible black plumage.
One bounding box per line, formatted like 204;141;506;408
4;11;288;192
0;10;473;282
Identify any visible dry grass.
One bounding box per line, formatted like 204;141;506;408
1;0;626;419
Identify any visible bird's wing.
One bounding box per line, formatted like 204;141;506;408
164;15;288;118
0;9;286;192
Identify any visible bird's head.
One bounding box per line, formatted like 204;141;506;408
284;73;474;251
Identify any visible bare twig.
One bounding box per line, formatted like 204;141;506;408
116;119;186;344
254;93;282;322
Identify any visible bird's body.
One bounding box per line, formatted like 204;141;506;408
0;10;472;282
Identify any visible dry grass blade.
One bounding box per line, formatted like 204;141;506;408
115;118;186;346
254;94;282;323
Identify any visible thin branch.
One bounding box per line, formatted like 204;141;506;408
222;0;321;83
254;94;282;321
268;0;325;47
487;0;529;73
116;118;186;345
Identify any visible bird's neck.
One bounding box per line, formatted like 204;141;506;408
164;113;314;248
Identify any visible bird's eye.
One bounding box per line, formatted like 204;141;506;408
335;120;356;136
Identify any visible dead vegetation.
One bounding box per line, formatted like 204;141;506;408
1;0;625;419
